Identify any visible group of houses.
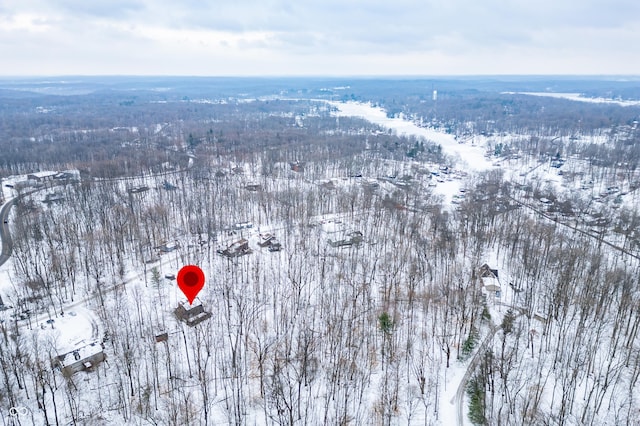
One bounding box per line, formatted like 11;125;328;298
217;223;283;257
54;296;216;377
4;171;78;191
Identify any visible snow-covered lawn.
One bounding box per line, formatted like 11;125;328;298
29;307;100;355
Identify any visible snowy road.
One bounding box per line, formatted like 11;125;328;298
0;197;17;268
510;195;640;262
0;197;16;307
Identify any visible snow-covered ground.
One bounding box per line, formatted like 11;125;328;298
328;101;500;209
506;92;640;107
3;100;638;425
327;101;507;424
329;101;494;172
28;307;100;355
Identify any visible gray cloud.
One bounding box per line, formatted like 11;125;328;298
0;0;639;75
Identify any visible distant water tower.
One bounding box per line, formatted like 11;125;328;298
432;90;438;101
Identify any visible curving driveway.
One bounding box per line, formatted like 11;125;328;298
0;197;18;307
452;323;499;425
0;197;16;267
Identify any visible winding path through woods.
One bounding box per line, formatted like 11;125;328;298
452;307;528;426
452;323;499;425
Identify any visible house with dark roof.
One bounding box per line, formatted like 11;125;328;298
54;341;105;377
217;239;251;257
174;299;212;326
479;264;501;295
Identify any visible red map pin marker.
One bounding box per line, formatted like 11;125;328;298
177;265;205;304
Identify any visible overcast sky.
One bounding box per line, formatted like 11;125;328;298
1;0;639;76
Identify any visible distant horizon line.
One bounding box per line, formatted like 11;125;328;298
0;74;639;80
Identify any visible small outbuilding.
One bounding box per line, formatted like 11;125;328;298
158;241;180;253
245;183;261;191
155;332;169;343
128;185;150;194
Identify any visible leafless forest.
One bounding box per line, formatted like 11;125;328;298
1;77;640;425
